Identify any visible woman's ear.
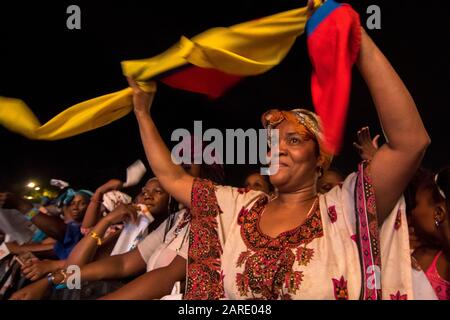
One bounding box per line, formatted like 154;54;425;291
317;154;326;169
316;155;326;178
434;203;447;225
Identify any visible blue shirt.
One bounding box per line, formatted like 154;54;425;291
54;221;83;260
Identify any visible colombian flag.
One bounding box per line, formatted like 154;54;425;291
0;1;319;141
0;0;361;154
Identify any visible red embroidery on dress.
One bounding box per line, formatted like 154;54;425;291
351;234;357;242
237;207;249;225
285;271;304;294
296;246;314;266
236;197;323;299
185;179;225;300
390;291;407;300
332;276;349;300
237;251;251;267
236;273;249;296
328;205;337;223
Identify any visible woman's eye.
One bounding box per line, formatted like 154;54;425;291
288;137;301;144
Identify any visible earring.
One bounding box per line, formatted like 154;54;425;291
318;166;324;178
435;219;441;228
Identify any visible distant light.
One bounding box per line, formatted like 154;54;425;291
27;182;36;188
26;196;33;200
34;187;41;191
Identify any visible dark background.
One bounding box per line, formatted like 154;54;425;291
1;0;449;194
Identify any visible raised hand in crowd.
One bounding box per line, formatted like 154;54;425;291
104;203;139;226
96;179;124;196
353;126;380;161
81;179;124;231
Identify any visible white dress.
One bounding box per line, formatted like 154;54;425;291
184;162;413;300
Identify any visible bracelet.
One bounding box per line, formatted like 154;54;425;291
89;231;102;246
47;270;67;287
59;269;68;284
46;272;55;285
55;283;68;290
25;206;40;221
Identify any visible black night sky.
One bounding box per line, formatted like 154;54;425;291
1;0;449;195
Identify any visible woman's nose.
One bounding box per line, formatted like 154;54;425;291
277;139;289;154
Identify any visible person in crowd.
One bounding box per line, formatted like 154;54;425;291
410;167;450;300
9;158;224;299
0;190;92;259
243;170;272;194
317;168;344;194
65;177;170;268
125;24;430;300
0;190;91;290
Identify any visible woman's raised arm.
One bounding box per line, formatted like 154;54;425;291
128;78;194;208
357;29;431;223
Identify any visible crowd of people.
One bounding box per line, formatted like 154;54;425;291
0;24;449;301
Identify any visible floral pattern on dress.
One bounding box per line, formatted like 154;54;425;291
235;196;323;299
296;246;314;266
332;276;349;300
328;205;337;223
185;179;225;300
390;291;407;300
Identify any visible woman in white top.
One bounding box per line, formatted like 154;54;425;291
126;27;430;300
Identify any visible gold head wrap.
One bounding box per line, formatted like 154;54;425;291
262;108;333;170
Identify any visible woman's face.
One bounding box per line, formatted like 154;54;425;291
69;194;89;222
135;179;169;217
411;188;438;241
268;121;321;192
245;173;270;194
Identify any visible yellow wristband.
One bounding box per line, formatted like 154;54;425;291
89;231;102;246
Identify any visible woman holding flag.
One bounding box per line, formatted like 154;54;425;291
126;19;430;299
